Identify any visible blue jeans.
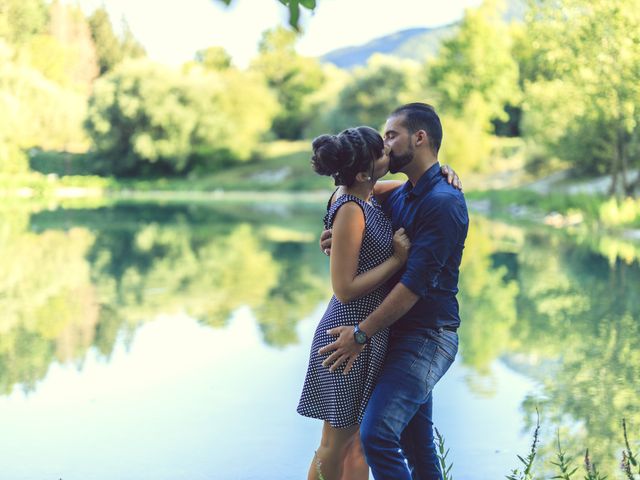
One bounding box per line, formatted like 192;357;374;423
360;328;458;480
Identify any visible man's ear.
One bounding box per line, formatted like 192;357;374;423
414;129;428;147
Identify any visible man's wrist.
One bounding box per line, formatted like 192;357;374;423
358;321;375;339
353;324;368;344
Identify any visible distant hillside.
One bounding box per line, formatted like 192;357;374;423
319;0;526;69
320;25;457;69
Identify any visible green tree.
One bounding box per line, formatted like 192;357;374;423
301;63;350;138
522;0;640;195
88;7;123;75
194;46;232;71
424;0;519;172
119;19;145;60
329;54;422;131
88;9;145;75
85;59;277;175
251;26;324;139
427;0;519;128
0;0;47;46
0;50;88;155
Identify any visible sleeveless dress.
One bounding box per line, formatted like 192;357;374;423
297;193;394;428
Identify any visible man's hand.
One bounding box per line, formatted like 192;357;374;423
319;228;332;256
441;164;463;191
318;326;365;374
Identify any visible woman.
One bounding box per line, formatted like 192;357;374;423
297;126;410;480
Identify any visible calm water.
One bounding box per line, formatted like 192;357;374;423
1;200;639;479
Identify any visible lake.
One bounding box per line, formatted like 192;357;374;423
0;199;638;479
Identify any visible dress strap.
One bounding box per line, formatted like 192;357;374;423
326;187;340;211
324;194;368;230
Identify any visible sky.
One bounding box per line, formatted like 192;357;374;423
75;0;483;67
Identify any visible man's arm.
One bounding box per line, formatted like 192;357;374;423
318;283;419;373
319;192;466;374
359;283;418;336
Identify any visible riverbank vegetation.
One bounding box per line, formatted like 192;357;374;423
2;0;639;202
435;417;640;480
468;189;640;230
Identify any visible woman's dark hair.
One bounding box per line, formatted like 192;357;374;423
310;126;384;186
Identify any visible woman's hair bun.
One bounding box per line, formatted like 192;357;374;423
309;126;383;186
311;134;343;176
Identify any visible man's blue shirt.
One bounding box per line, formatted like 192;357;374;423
382;162;469;332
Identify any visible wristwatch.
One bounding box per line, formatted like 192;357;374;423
353;324;368;345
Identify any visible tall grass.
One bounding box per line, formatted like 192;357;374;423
434;416;638;480
435;427;455;480
506;409;541;480
551;432;578;479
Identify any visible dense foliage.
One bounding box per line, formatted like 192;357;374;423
1;0;639;194
85;60;277;176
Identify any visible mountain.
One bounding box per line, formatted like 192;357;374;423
319;0;527;69
320;25;457;69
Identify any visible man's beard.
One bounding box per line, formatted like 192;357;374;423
388;145;414;173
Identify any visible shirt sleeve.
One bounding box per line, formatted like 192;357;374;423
399;193;466;299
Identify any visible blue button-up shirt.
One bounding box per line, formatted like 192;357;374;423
382;162;469;332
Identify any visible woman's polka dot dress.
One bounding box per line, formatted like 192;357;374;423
297;193;393;428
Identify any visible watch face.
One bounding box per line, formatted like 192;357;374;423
355;330;367;344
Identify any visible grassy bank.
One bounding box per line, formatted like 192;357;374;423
0;171;113;198
20;144;640;232
28;140;409;195
29;141;333;194
467;189;640;230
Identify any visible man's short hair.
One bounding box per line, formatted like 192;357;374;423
391;103;443;155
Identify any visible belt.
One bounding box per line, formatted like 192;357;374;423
438;326;458;333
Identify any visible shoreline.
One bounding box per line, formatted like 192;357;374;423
2;184;640;239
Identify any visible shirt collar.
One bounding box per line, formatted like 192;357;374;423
403;162;441;200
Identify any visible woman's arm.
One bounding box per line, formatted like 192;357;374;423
373;180;404;204
330;202;410;304
373;166;463;204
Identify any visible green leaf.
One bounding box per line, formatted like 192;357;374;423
299;0;316;8
288;0;300;29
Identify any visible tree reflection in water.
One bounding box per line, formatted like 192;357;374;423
0;203;638;476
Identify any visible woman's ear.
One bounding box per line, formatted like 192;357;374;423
355;172;371;183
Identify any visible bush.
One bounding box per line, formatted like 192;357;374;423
85;59;278;176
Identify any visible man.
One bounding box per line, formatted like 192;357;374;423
319;103;469;480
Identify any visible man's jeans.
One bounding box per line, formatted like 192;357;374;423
360;328;458;480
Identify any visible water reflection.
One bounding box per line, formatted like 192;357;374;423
457;217;640;475
0;202;638;477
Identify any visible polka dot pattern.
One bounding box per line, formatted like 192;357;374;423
297;194;393;428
